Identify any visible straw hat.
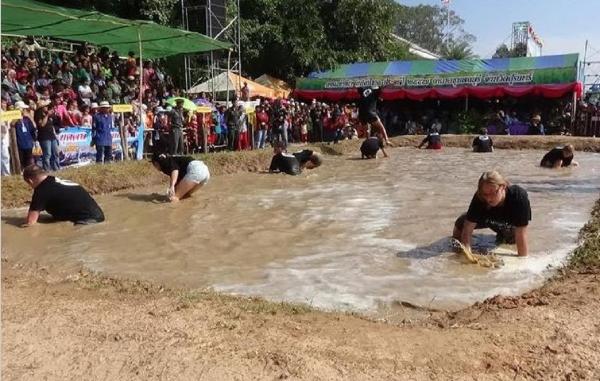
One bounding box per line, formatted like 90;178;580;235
99;101;111;108
91;102;99;109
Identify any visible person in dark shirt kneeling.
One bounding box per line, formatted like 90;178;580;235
452;171;531;257
472;128;494;153
21;164;105;227
540;144;578;168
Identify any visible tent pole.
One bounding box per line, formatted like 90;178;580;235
226;49;231;104
572;90;577;134
137;27;144;160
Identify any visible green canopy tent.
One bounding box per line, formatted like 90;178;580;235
1;0;230;58
2;0;231;159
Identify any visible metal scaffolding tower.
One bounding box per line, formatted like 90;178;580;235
180;0;241;98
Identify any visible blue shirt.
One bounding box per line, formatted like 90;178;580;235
92;112;113;146
15;117;36;150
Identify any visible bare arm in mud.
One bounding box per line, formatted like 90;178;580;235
515;226;528;257
459;219;476;250
21;210;40;227
380;147;389;158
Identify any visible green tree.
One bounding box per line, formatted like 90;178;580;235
492;42;527;58
440;40;475;60
394;4;475;56
235;0;411;82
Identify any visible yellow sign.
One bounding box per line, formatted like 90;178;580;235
196;106;213;114
112;104;133;113
0;110;22;122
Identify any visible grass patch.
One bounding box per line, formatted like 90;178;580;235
568;199;600;268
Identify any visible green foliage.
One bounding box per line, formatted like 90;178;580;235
440;40;475;60
493;43;528;58
394;4;475;56
455;109;485;134
236;0;412;81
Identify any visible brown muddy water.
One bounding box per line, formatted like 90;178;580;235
2;147;600;312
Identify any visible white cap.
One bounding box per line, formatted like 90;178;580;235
15;101;29;109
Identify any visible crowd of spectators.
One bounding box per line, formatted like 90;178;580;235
0;37;586;177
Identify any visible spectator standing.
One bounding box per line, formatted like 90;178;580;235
241;81;250;101
92;101;114;163
255;105;269;149
169;99;185;154
35;99;61;171
13;101;37;168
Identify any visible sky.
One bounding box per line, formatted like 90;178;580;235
398;0;600;63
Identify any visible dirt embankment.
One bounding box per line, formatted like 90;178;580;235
2;135;598;208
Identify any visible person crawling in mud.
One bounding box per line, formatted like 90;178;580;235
417;128;443;150
21;164;105;227
540;144;579;168
292;149;323;170
151;153;210;202
452;171;531;257
360;132;388;159
472;128;494;153
268;142;321;175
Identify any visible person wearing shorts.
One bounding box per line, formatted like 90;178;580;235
417;129;443;150
357;86;391;145
151;153;210;202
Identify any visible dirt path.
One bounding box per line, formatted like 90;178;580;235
2;261;599;380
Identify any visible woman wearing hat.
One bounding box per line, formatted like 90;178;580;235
151;153;210;202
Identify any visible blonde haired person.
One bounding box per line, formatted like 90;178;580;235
540;144;578;168
453;171;531;257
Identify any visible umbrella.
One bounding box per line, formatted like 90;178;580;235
166;97;197;111
193;97;213;106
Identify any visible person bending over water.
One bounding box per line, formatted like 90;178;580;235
21;164;105;227
472;128;493;152
292;149;323;170
452;171;531;257
417;129;443;150
151;153;210;202
268;142;298;175
540;144;578;168
360;133;388;159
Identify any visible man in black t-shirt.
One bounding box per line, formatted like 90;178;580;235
360;133;388;159
357;86;391;145
452;171;531;256
472;128;494;153
540;144;578;168
268;142;301;175
21;165;105;227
